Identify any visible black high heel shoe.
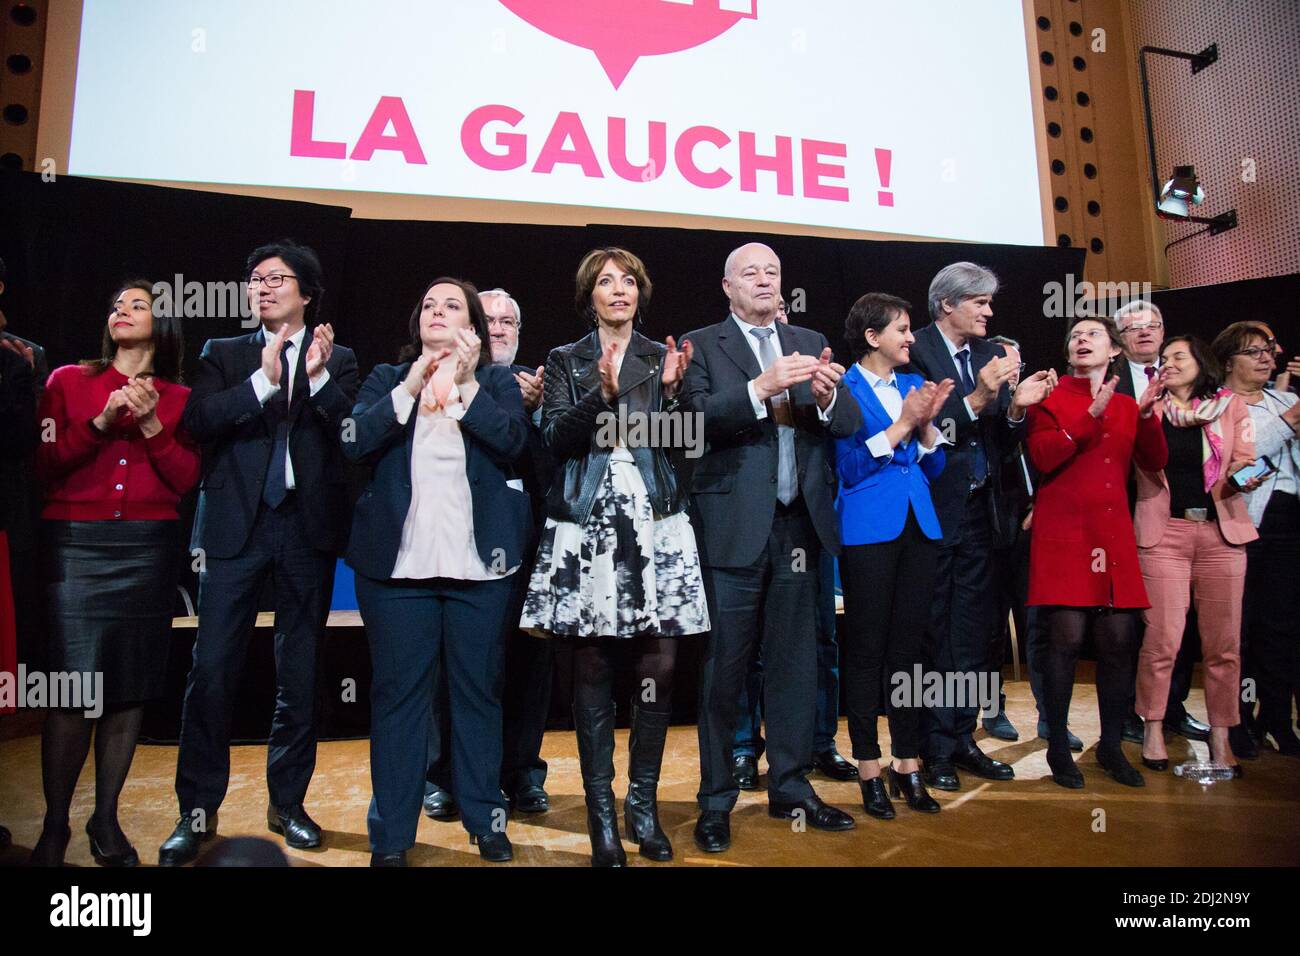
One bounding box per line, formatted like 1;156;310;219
28;823;72;867
857;777;895;819
1097;748;1145;788
1046;751;1084;789
887;766;941;813
1140;755;1169;771
86;819;139;868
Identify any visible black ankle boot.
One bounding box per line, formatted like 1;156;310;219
624;704;673;861
573;703;626;867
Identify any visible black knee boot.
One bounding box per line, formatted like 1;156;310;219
624;704;672;861
573;703;626;867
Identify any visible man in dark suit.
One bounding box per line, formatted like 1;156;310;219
422;288;556;820
1112;300;1210;748
903;262;1055;791
682;242;863;853
160;240;358;865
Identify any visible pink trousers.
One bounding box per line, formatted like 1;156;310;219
1137;518;1245;727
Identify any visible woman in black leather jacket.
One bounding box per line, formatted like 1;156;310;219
521;247;709;866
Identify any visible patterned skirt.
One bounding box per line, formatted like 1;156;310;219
521;449;710;639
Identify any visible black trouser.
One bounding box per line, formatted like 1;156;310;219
922;487;995;762
426;564;553;794
1243;492;1299;735
839;511;937;761
359;572;513;851
175;495;334;816
696;499;818;811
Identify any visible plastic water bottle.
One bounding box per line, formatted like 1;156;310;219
1173;761;1236;784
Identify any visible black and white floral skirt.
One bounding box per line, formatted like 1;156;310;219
521;448;710;639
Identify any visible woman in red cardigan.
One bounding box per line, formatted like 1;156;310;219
1026;315;1167;790
30;280;200;867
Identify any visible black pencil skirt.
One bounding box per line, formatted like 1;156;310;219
42;519;180;708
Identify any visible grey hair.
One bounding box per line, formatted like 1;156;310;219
1112;299;1162;330
988;334;1020;350
928;262;999;321
479;287;521;327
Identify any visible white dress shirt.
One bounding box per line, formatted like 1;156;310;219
249;325;331;490
859;365;945;461
730;313;835;421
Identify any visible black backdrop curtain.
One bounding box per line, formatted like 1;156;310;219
3;170;1294;740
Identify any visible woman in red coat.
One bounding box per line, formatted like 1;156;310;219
1026;316;1166;789
30;280;200;867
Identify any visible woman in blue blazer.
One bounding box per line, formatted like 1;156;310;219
836;293;955;820
343;277;530;866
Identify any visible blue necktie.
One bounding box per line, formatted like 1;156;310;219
262;343;292;508
956;349;989;487
750;327;798;505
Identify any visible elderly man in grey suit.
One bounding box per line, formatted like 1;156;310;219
681;242;863;853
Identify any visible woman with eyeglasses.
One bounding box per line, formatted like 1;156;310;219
1213;322;1300;756
520;247;709;866
1133;335;1259;776
1026;316;1166;789
31;280;200;866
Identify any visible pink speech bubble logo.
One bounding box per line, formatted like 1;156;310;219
499;0;757;89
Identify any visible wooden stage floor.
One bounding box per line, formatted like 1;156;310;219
1;678;1297;867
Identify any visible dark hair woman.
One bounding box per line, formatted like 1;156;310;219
1133;335;1259;776
836;293;954;819
1026;317;1167;790
519;247;710;866
343;277;531;866
30;280;200;866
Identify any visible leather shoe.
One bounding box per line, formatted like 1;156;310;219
1121;715;1145;745
1046;752;1084;789
1173;714;1211;742
267;804;322;849
510;785;550;815
857;777;895;819
813;749;859;781
693;810;730;852
29;823;72;867
86;818;139;867
1097;749;1145;788
470;831;513;862
923;760;960;791
423;785;458;820
952;743;1014;780
158;814;217;867
982;711;1020;741
887;767;940;813
1141;756;1168;771
732;754;758;791
370;850;406;867
768;794;855;831
1037;721;1084;752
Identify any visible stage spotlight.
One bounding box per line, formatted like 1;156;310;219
1156;165;1205;219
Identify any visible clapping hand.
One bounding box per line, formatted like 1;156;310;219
515;366;544;411
122;376;162;437
1011;368;1058;410
810;347;846;409
1088;375;1120;418
260;325;289;387
598;341;621;402
661;335;693;398
305;323;334;381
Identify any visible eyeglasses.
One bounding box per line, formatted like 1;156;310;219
487;316;520;330
1234;346;1277;360
248;274;299;289
1069;329;1108;342
1122;319;1163;333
